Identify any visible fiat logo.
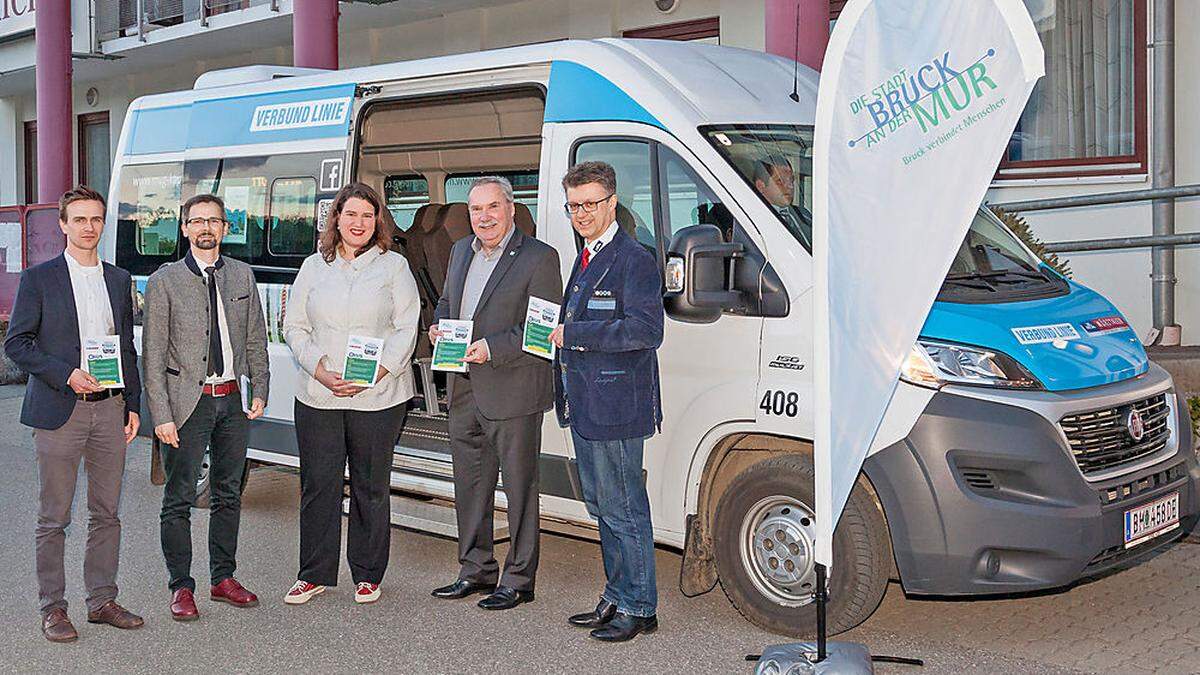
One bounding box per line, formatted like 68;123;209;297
1125;408;1145;442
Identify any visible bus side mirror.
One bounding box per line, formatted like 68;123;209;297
664;224;745;324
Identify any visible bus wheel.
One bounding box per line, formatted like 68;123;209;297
712;454;890;637
193;449;253;509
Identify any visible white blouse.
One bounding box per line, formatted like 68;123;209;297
284;248;420;411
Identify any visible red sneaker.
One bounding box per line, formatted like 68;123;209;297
210;578;259;608
284;580;326;605
355;582;381;604
170;588;199;622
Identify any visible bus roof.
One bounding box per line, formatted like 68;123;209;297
121;39;818;157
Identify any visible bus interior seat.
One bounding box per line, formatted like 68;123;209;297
406;203;445;359
513;202;536;236
615;201;656;249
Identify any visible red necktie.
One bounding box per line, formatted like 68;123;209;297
580;247;590;270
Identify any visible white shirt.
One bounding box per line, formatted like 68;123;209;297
198;261;236;384
583;220;619;262
284;249;420;411
64;252;115;372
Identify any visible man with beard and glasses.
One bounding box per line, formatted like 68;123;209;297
143;193;270;621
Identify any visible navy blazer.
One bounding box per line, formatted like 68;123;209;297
554;228;664;441
5;254;141;430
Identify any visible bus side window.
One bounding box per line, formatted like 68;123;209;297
659;147;736;243
572;140;656;253
116;162;183;277
268;177;318;256
385;175;430;232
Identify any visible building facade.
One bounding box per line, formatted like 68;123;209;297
0;0;1196;343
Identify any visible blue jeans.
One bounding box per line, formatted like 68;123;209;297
571;430;657;617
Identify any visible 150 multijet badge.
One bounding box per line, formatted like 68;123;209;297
768;355;806;371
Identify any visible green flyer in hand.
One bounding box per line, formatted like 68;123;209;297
432;319;473;373
85;335;124;388
343;335;384;387
522;296;560;360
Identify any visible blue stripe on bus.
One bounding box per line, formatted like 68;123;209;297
126;83;357;155
544;61;663;129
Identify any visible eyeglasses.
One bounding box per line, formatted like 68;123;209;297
564;193;615;216
185;217;227;228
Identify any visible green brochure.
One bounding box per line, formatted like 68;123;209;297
432;319;473;373
85;335;124;388
343;335;384;387
522;296;560;360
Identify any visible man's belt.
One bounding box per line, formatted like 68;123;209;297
202;380;239;397
77;388;118;402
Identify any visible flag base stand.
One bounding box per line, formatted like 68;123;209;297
751;564;876;674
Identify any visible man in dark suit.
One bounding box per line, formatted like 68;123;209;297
549;161;664;642
429;176;561;611
5;186;143;642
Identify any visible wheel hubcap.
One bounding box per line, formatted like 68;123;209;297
739;495;819;607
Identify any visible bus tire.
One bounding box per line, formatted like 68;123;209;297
712;454;890;637
193;451;253;510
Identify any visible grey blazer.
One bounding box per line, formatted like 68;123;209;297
142;252;270;428
433;228;562;420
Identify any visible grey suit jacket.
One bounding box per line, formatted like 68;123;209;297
142;252;270;427
434;228;562;420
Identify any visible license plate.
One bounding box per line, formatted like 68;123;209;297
1123;492;1180;549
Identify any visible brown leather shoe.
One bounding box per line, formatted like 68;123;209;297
211;578;259;608
171;588;199;621
86;600;144;629
41;608;78;643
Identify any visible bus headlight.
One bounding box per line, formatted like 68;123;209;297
900;339;1041;390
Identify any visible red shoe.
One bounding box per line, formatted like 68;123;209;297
284;580;326;605
355;582;381;604
170;588;199;622
210;578;259;608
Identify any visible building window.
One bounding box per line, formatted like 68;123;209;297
23;121;36;204
78;112;112;195
999;0;1147;179
622;17;720;44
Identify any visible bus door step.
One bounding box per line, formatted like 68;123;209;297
343;494;510;542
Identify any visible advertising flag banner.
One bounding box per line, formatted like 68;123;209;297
812;0;1044;567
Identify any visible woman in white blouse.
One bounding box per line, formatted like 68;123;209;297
281;182;419;606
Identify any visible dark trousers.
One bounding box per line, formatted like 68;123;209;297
160;393;249;592
34;395;128;616
295;399;407;586
448;377;542;592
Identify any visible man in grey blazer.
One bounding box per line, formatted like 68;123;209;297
429;176;562;610
143;194;270;621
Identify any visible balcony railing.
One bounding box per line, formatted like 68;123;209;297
96;0;280;42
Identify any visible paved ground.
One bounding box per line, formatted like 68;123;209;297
0;385;1196;674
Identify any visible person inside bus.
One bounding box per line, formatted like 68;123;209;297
143;193;271;621
5;186;144;642
752;158;812;249
282;183;420;606
428;176;562;611
549;161;664;642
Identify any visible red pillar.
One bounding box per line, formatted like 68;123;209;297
36;0;74;203
765;0;830;72
293;0;339;70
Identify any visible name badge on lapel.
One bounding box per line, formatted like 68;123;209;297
587;290;616;311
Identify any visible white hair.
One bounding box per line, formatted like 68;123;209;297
468;175;514;203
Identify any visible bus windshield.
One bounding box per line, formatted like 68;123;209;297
702;124;813;251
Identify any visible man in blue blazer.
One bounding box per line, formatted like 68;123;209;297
5;186;142;642
550;161;664;643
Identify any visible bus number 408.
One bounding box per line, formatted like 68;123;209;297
759;390;799;417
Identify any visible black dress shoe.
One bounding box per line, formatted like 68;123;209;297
568;597;617;628
431;580;496;600
477;585;534;610
589;612;658;642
